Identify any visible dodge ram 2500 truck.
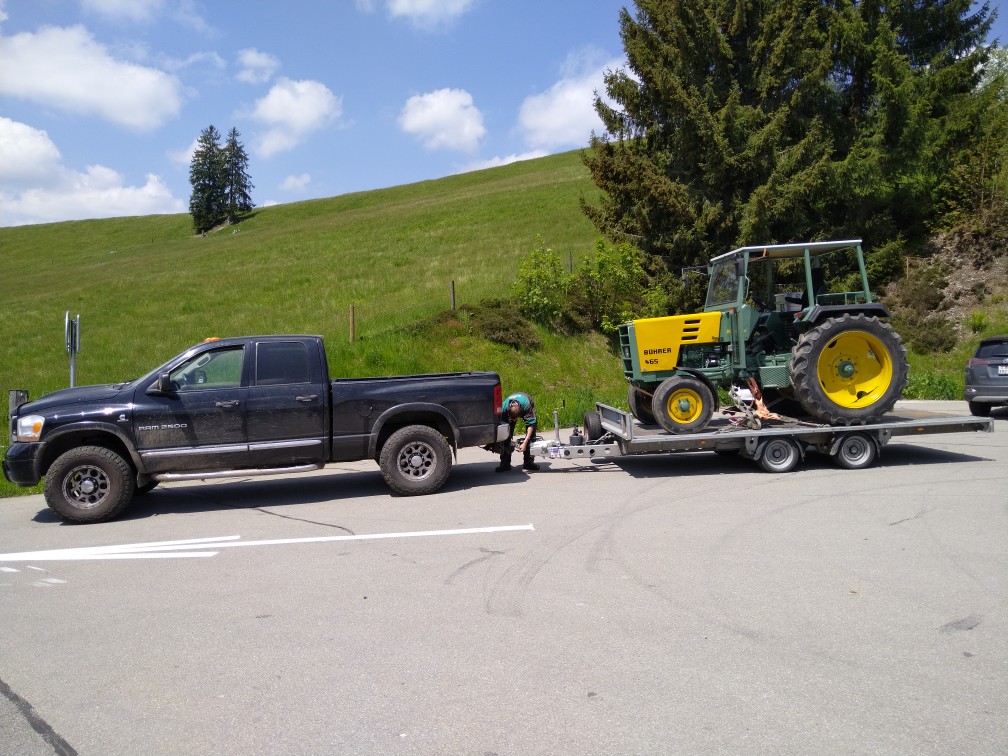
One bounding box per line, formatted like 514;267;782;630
4;335;508;523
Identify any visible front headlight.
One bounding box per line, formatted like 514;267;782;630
15;415;44;442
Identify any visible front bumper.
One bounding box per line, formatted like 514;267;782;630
2;442;44;486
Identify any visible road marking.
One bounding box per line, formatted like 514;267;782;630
0;524;536;562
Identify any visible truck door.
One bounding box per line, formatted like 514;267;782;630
245;339;327;466
133;344;250;473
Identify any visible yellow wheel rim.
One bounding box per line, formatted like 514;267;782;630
817;330;894;408
665;387;704;425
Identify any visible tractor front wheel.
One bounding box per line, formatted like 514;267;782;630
790;314;908;425
652;376;714;434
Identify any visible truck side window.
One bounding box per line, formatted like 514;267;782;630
170;347;244;391
256;341;310;386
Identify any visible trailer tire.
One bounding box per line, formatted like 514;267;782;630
790;314;908;425
652;376;714;434
627;385;656;425
583;411;603;442
43;445;135;523
757;437;802;473
833;433;877;470
379;425;452;496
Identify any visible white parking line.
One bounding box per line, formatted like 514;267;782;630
0;524;536;562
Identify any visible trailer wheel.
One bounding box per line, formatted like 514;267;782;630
627;385;656;425
43;445;135;523
583;411;603;442
379;425;452;496
757;437;802;473
833;433;877;470
652;376;714;434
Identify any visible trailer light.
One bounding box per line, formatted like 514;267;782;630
15;414;44;442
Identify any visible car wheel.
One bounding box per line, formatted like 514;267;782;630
968;401;991;417
379;425;452;496
43;446;135;523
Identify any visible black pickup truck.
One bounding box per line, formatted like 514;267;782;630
4;335;507;523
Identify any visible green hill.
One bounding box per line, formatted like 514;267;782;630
3;148;1006;499
1;150;631;497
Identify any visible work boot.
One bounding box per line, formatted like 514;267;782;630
495;464;512;473
523;462;540;471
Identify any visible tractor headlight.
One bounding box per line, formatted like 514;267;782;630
15;415;44;442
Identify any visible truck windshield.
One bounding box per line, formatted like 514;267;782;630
706;257;738;308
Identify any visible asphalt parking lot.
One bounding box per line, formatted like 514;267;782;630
2;401;1006;755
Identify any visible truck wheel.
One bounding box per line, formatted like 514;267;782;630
627;385;656;425
652;376;714;434
833;433;877;469
757;437;801;473
379;425;452;496
583;411;603;442
790;314;908;425
43;446;135;523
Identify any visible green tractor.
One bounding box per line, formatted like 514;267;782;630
619;239;909;433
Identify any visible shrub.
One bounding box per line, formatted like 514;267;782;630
463;300;541;350
903;370;962;400
514;237;568;326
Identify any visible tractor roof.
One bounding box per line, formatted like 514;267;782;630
711;239;863;263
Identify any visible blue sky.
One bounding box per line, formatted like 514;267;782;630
0;1;1004;227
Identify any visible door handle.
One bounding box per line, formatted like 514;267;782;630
215;400;240;408
296;394;319;403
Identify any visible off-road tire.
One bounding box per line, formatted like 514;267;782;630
652;376;715;434
790;314;908;425
627;384;656;425
43;445;135;523
378;425;452;496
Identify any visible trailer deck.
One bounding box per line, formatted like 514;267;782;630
529;403;994;473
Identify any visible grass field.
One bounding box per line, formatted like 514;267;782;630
2;148;1004;499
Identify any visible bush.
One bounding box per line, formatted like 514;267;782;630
903;370;962;400
463;300;541;350
514;237;568;326
893;312;957;354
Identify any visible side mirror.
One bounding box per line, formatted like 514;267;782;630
148;372;176;396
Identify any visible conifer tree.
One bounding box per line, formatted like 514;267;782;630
188;125;226;234
223;127;254;224
582;0;995;273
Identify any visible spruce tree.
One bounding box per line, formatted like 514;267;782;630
188;125;226;234
582;0;996;274
223;127;254;224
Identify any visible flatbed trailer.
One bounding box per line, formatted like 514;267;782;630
529;404;994;473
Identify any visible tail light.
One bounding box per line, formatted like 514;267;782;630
494;382;502;413
966;358;986;368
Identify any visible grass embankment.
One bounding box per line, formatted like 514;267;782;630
0;151;625;498
2;149;1004;499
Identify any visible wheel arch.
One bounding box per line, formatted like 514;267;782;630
38;424;141;478
802;303;891;326
368;404;459;460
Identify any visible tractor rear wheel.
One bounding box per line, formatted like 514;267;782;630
627;384;656;425
652;376;714;434
790;314;908;425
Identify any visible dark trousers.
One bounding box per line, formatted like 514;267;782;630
501;421;534;468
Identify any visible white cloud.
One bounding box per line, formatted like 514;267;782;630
168;137;199;166
0;25;183;131
0;118;184;227
463;151;548;173
249;77;341;157
236;48;280;84
0;118;63;185
80;0;167;23
399;88;485;153
518;52;623;150
280;173;311;192
386;0;475;28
